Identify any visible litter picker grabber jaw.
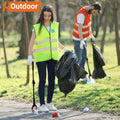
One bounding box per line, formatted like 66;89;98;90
31;61;38;114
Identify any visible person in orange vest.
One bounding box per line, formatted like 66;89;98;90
72;2;102;80
27;5;67;112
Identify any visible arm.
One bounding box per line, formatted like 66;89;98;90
77;13;85;41
90;29;95;42
27;30;35;65
58;41;64;50
58;41;69;52
28;31;35;55
78;23;83;41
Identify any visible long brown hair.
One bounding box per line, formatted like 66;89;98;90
36;5;55;33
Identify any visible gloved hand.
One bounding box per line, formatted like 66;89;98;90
80;40;86;49
27;55;34;65
90;34;95;42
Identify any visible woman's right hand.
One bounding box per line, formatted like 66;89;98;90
27;55;34;65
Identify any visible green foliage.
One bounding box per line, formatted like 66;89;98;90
0;38;120;115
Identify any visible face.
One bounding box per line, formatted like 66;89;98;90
88;6;99;15
91;9;99;15
43;11;52;22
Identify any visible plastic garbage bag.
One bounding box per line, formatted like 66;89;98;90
92;44;105;67
83;107;89;112
92;43;106;78
55;51;87;96
92;67;106;78
55;50;77;79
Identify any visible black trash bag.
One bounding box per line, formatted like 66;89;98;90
92;67;106;79
55;51;77;79
92;44;105;67
92;43;106;78
55;51;87;97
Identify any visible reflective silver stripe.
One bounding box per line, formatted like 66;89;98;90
34;38;49;45
82;29;91;35
83;22;91;28
73;29;91;34
33;47;58;52
51;39;58;42
35;38;58;45
52;47;58;51
75;23;79;27
33;47;50;52
75;22;91;28
73;29;79;34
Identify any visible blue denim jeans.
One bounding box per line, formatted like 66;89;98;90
73;40;87;78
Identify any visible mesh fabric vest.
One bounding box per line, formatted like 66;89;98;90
72;7;92;39
33;22;59;62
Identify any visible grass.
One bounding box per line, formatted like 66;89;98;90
0;31;120;115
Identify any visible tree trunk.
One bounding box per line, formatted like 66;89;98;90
92;7;105;38
100;2;108;53
18;0;33;59
18;12;33;59
113;1;120;65
23;12;30;84
1;0;11;78
18;18;27;59
55;0;61;37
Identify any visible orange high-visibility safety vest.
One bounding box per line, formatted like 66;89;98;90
72;7;92;39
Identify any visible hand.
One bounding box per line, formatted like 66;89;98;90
27;55;34;65
80;40;86;49
63;47;69;52
90;34;95;42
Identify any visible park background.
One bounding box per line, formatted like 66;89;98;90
0;0;120;115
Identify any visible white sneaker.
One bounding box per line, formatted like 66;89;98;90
39;104;49;112
47;103;57;111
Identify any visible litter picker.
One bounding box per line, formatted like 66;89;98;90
84;45;95;84
31;61;38;114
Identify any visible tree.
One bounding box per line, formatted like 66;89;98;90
92;8;104;38
1;0;11;78
113;0;120;65
23;12;30;83
55;0;61;37
18;0;34;59
100;2;108;53
105;0;120;65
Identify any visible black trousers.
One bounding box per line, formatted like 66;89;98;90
36;59;57;105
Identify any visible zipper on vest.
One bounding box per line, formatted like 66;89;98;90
44;25;52;59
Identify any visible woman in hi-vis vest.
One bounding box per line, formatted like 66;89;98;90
72;2;102;80
27;5;66;112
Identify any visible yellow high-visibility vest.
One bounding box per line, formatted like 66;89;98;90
33;22;59;62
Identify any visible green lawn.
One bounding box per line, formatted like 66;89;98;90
0;34;120;115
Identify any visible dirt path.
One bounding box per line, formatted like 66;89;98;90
0;98;120;120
